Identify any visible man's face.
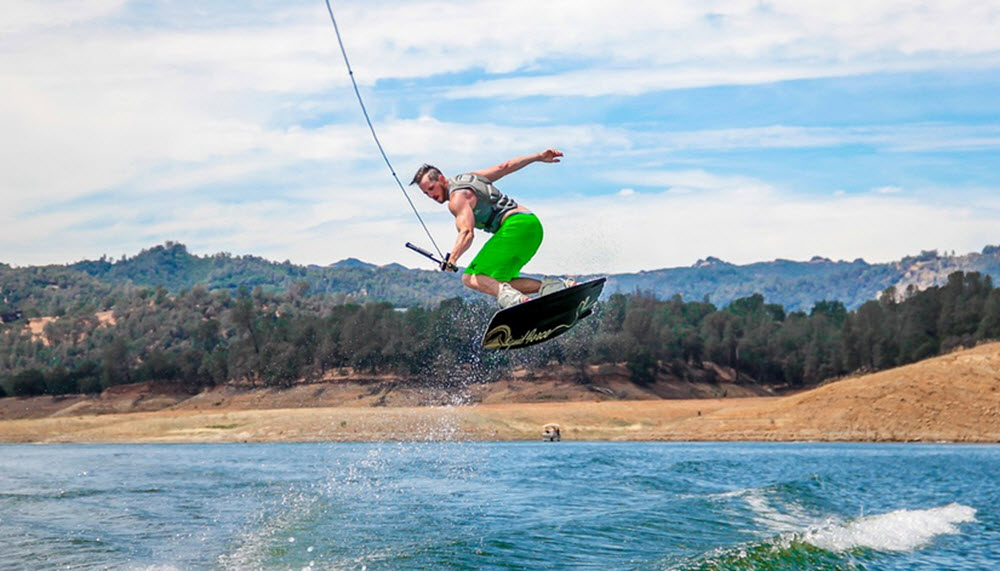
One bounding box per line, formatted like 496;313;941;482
419;173;448;203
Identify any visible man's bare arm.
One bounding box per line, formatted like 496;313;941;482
472;148;563;182
447;191;477;266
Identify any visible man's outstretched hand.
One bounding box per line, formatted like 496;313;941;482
538;148;563;163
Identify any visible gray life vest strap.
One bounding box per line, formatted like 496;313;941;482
448;173;518;233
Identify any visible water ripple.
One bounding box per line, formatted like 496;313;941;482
0;442;994;570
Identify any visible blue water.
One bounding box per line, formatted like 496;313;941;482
0;442;996;570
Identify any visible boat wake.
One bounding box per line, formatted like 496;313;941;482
801;502;976;553
678;487;976;570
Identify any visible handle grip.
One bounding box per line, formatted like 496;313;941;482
405;242;458;272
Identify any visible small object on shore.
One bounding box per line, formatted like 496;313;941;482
542;423;561;442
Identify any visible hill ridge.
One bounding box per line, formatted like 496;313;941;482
3;242;1000;311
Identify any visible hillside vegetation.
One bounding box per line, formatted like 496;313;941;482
4;242;1000;313
3;253;999;399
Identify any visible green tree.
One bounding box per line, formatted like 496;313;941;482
100;338;131;388
978;289;1000;340
810;300;848;326
45;366;78;395
229;289;264;383
12;368;46;396
938;272;990;350
897;285;940;363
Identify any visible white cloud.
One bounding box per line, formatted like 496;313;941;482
4;162;999;275
350;0;1000;77
400;0;1000;98
527;182;1000;274
452;63;850;99
2;0;998;273
1;0;126;34
1;4;352;209
598;169;762;193
874;186;903;195
596;124;1000;157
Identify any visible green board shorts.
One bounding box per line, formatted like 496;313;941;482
464;213;543;282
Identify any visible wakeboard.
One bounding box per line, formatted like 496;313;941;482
482;277;606;350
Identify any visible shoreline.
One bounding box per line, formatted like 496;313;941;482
0;400;749;444
3;342;1000;444
1;391;997;444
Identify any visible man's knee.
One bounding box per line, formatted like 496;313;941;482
461;273;475;289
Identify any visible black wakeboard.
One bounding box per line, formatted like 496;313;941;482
482;277;606;350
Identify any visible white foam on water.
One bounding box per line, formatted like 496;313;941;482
216;489;322;571
743;490;814;534
742;489;977;554
802;503;977;553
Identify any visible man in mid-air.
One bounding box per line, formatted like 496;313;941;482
411;148;574;309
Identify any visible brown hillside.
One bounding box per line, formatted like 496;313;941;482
661;342;1000;442
0;362;768;421
1;343;999;443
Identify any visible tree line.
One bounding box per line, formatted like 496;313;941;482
2;272;999;398
9;241;1000;315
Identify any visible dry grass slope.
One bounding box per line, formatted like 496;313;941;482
2;342;999;443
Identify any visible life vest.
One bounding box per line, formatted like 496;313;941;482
448;173;518;233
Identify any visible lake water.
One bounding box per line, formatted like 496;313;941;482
0;441;996;570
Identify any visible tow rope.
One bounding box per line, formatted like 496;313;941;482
323;1;447;261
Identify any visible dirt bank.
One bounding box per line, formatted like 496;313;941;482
2;344;999;443
0;362;768;420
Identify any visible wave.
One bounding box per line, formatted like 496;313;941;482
801;503;976;553
679;492;976;570
743;484;977;554
684;538;861;570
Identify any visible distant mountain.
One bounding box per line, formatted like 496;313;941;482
330;258;377;270
3;242;1000;312
606;247;1000;311
58;242;470;307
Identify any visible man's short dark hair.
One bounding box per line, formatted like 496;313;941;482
410;164;440;186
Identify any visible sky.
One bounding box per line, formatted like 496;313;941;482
2;0;999;275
